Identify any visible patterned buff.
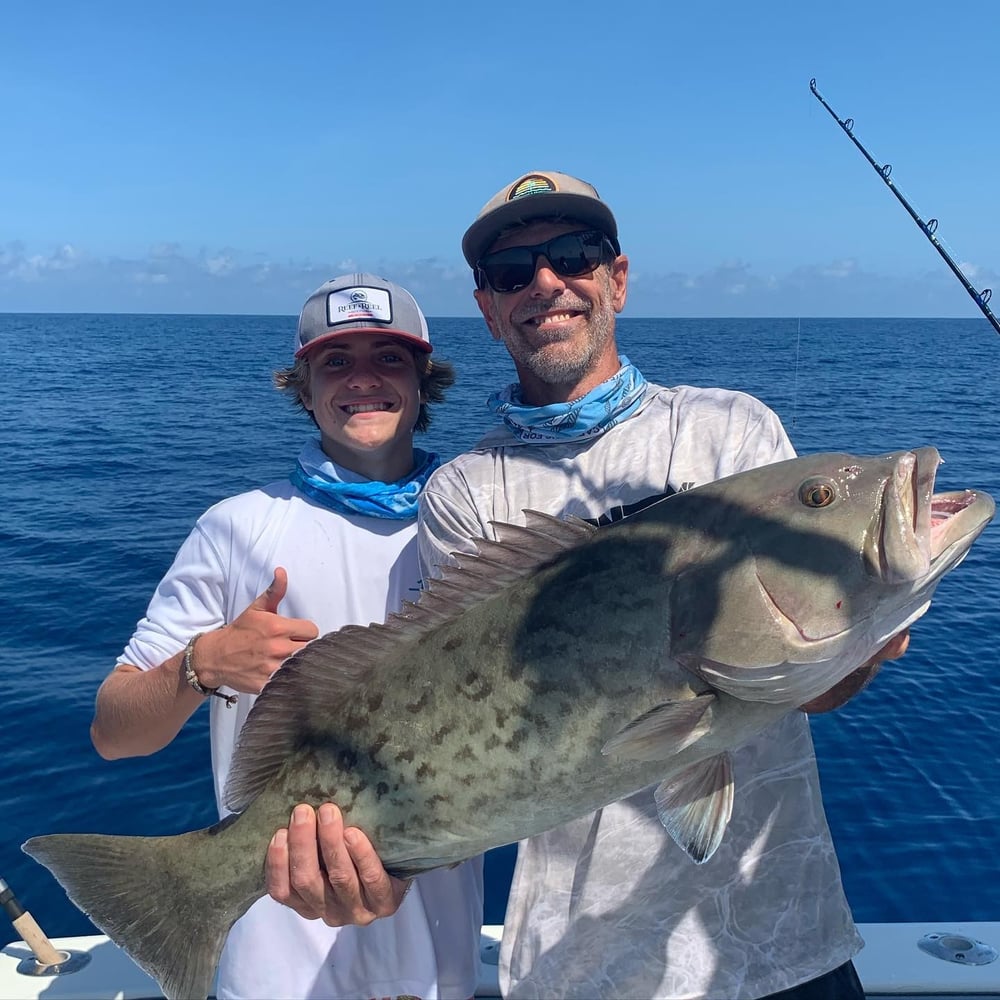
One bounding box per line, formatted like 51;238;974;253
290;439;440;520
486;355;648;443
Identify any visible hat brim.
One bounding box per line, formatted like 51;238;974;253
295;327;433;359
462;193;619;267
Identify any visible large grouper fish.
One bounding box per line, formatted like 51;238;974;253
24;447;994;999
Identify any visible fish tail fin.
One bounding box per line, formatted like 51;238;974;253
23;823;257;1000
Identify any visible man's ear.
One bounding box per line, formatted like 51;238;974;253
474;288;503;341
610;254;629;314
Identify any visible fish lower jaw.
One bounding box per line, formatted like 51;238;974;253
928;489;994;556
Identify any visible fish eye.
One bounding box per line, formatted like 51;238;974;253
799;478;837;508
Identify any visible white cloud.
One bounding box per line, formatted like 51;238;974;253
1;240;997;319
1;243;81;282
203;253;236;277
819;259;858;279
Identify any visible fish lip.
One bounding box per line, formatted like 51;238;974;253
870;446;994;583
871;449;932;583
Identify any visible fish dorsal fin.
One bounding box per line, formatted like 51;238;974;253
223;510;596;813
654;752;735;864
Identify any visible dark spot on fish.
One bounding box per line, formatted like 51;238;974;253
398;748;415;763
376;782;389;799
443;636;464;651
370;732;390;755
485;734;501;750
431;721;456;745
522;710;550;733
505;726;529;752
524;677;561;697
406;688;432;713
460;671;494;702
338;749;359;771
454;744;475;762
366;691;384;713
427;793;452;807
417;761;437;779
494;708;508;728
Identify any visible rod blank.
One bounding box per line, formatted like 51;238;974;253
810;77;1000;337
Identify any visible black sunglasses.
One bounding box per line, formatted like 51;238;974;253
475;229;619;294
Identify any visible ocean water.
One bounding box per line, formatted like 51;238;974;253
1;313;998;942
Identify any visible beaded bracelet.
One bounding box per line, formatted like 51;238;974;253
183;632;238;707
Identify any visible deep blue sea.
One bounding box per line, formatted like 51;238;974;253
1;314;998;943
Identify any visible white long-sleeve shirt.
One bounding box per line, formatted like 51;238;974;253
418;384;862;1000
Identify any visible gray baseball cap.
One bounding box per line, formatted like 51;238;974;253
295;273;433;358
461;170;620;268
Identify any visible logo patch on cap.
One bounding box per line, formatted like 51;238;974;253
508;174;557;202
327;286;392;326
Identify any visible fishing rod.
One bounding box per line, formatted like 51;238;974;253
0;875;67;971
809;77;1000;337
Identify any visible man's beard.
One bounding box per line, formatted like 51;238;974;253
487;276;617;389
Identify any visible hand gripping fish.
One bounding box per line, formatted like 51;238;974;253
24;447;994;1000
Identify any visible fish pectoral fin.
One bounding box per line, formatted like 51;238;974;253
601;693;716;761
653;752;735;864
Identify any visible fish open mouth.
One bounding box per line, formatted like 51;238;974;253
873;447;994;584
931;490;983;528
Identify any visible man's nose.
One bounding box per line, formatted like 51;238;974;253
527;255;567;296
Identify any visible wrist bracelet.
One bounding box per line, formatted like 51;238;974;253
183;632;238;707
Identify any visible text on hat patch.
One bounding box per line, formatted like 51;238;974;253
326;286;393;326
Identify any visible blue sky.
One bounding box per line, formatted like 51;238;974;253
3;0;999;318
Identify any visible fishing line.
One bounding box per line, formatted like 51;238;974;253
810;78;1000;337
792;318;801;429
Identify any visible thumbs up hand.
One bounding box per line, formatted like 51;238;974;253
192;568;320;695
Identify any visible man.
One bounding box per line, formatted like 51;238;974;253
90;274;483;1000
415;171;906;999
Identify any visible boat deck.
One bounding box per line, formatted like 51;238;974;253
2;922;999;998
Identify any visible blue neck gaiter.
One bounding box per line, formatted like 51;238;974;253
486;356;648;443
290;439;440;520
